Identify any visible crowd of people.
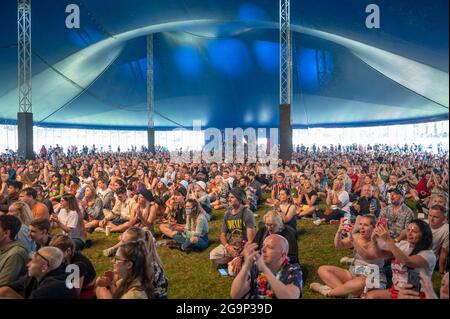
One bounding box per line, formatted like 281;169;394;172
0;143;448;299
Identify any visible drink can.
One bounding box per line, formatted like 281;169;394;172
105;226;111;236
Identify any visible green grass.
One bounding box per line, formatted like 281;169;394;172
82;198;444;299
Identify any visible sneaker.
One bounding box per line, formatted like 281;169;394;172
310;283;331;296
340;257;355;265
155;240;167;247
168;243;181;250
313;219;322;226
329;219;340;225
94;227;105;233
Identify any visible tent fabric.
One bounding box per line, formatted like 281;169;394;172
0;0;448;130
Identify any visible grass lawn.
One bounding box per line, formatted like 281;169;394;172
81;198;444;299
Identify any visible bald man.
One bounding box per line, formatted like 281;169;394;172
231;234;303;299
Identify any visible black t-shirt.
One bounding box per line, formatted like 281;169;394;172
357;196;381;217
71;252;96;287
253;226;299;264
8;265;78;299
170;206;186;224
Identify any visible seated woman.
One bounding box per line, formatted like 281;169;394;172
209;175;230;210
310;215;386;298
366;219;436;299
159;190;186;239
109;168;124;188
0;172;8;203
132;189;155;230
148;178;171;225
8;201;36;253
97;230;168;299
314;172;328;198
50;194;86;250
171;199;209;253
81;185;104;232
314;178;351;226
253;210;299;265
296;180;318;218
275;188;297;234
45;173;64;205
49;234;96;299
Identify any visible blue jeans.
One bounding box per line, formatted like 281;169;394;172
173;233;209;251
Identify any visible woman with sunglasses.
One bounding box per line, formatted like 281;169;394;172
102;227;168;299
96;240;157;299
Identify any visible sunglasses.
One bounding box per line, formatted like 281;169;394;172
34;251;50;267
112;256;129;263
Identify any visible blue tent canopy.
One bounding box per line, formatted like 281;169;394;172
0;0;448;130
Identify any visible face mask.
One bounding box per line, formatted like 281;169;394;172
185;208;192;215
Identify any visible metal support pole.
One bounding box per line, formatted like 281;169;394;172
18;0;34;159
279;0;292;162
147;34;155;153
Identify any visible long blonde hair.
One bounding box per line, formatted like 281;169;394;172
122;227;165;272
9;201;33;226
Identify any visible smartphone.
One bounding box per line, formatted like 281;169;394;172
218;268;228;277
379;218;387;227
408;271;421;292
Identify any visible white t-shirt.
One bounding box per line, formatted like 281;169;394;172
58;209;82;239
391;241;436;290
431;223;449;257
